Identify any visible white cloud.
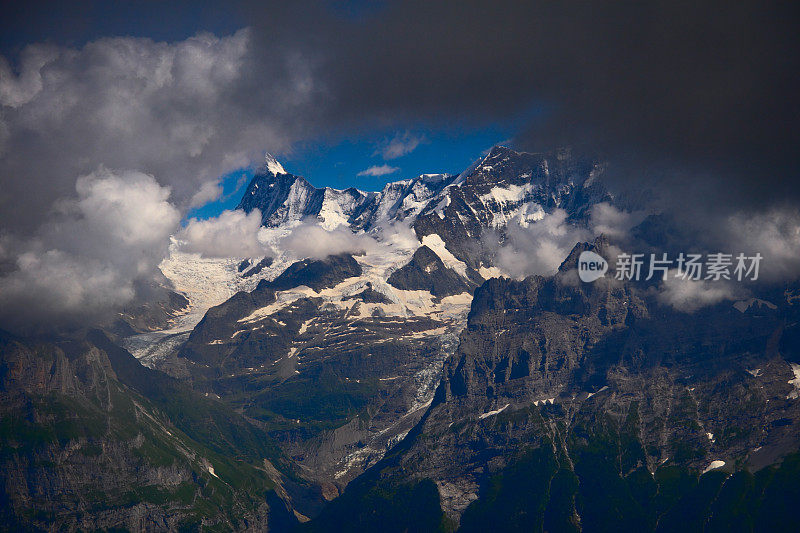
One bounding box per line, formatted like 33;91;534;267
357;164;400;177
373;221;420;250
0;29;322;331
0;44;58;108
0;29;315;235
589;202;643;241
70;169;180;254
376;131;425;159
495;209;591;278
190;180;224;208
0;168;180;332
4;250;136;324
279;219;375;260
179;209;269;258
720;207;800;282
656;269;741;313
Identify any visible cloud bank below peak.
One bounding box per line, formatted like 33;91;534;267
0;168;180;333
179;209;271;259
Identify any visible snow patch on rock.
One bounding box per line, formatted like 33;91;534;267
787;363;800;400
421;233;468;277
479;403;510;420
702;460;725;474
734;298;777;313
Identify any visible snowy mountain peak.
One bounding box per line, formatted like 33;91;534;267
264;153;287;175
239;146;609;242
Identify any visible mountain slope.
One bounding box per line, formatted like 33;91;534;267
305;240;800;529
387;246;474;297
134;147;620;494
237;147;607;243
0;329;317;530
9;145;800;530
154;146;610;366
156;251;469;488
411;146;609;269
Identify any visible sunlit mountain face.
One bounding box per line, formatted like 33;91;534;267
1;2;799;531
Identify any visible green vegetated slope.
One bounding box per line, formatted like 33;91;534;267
0;330;309;531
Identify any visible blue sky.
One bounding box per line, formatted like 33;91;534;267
188;124;514;220
282;126;511;191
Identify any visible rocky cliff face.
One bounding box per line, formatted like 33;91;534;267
269;253;363;292
412;147;609;269
237;147;608;260
0;330;316;530
307;241;800;530
387;246;475;297
111;290;190;336
163;147;602;490
237;169;379;230
157;251;470;489
146;147;800;530
236;154;459;232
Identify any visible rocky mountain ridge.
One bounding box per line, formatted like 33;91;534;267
6;145;800;531
307;240;800;530
238;147;608;238
146;146;611;491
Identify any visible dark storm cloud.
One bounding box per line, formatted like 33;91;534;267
0;27;315;331
245;0;799;211
5;0;798;218
0;0;246;56
246;0;800;282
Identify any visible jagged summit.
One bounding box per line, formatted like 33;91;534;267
238;146;609;237
263;152;286;175
236;169;377;229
